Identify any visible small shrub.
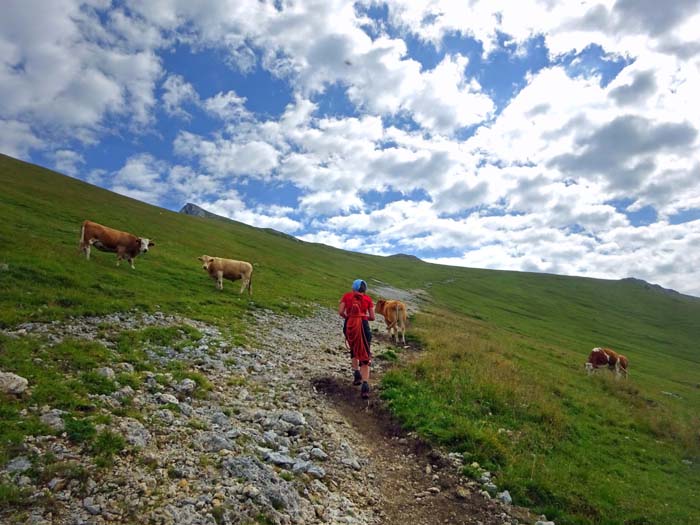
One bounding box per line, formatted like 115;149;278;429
91;431;126;466
212;505;226;525
227;375;246;387
0;483;30;510
187;419;208;430
64;416;96;444
116;372;140;389
255;513;274;525
39;461;88;485
80;371;117;395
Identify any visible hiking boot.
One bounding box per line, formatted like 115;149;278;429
361;381;370;399
353;369;362;385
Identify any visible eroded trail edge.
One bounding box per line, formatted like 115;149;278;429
312;375;514;525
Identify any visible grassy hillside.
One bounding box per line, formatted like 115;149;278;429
1;154;699;524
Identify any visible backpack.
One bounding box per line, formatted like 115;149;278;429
348;293;364;317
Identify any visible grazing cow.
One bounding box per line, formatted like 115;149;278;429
585;347;629;378
375;299;408;345
79;220;154;269
198;255;253;295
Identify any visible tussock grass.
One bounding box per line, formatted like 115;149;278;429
91;431;126;467
383;308;700;524
0;484;30;511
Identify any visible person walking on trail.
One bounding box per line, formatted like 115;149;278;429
339;279;375;399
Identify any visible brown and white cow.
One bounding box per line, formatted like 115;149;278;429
585;347;629;378
198;255;253;296
79;220;154;269
375;299;408;345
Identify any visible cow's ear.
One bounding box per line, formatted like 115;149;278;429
197;256;203;261
148;241;155;247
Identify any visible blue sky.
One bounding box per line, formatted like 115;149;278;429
2;0;700;296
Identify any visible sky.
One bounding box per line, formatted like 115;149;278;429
2;0;700;297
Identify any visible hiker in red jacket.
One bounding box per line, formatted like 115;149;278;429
339;279;375;399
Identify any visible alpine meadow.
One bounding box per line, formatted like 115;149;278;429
1;153;699;525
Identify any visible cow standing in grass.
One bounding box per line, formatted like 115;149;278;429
198;255;253;296
79;220;154;269
585;347;629;378
375;299;408;345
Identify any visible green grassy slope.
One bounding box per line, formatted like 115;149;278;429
1;153;699;524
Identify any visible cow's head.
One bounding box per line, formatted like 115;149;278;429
139;238;153;253
584;362;594;372
198;255;213;270
375;299;386;314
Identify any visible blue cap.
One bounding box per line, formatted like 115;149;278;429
352;279;366;292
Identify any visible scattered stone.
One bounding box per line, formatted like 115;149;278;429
119;418;151;448
196;432;234;452
116;362;135;373
0;371;28;394
154;409;175;425
48;477;68;491
5;456;31;473
310;447;329;461
83;496;102;515
96;367;116;380
279;410;306;426
497;490;512;505
340;442;362;471
243;484;260;499
265;451;295;468
456;487;471;499
342;457;362;471
175;378;197;395
223;456;302;518
307;464;326;479
40;409;66;431
113;385;135;400
155;393;179;405
211;412;230;428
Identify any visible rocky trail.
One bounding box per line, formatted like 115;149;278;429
1;289;543;525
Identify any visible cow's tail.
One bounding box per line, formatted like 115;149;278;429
247;268;253;296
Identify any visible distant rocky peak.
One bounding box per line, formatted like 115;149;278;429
179;203;219;219
621;277;683;297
